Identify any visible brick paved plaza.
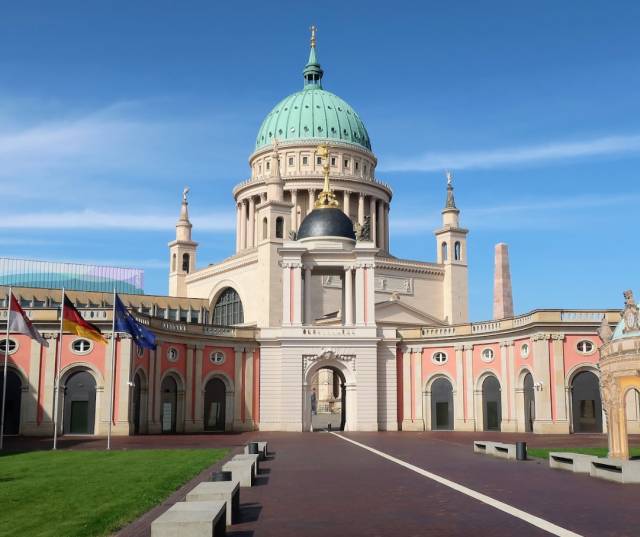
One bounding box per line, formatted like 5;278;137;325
6;431;638;536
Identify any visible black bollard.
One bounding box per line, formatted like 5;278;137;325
211;470;232;482
328;423;332;432
516;441;527;461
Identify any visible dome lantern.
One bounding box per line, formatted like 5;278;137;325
303;25;324;89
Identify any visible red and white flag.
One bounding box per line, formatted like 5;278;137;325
7;293;48;348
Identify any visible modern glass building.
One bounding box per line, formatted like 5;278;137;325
0;257;144;294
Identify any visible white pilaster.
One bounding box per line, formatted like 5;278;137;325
304;265;312;325
369;197;377;246
344;266;353;326
282;264;291;326
358;193;365;225
292;263;302;325
240;199;247;250
235;202;241;252
355;265;365;325
247;196;255;248
377;200;384;251
291;189;298;231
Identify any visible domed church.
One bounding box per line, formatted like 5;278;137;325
2;29;626;438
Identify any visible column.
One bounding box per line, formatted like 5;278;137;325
355;264;365;325
185;346;194;429
377;200;384;251
292;263;303;325
343;190;351;217
369;197;377;246
291;189;298;231
364;265;375;326
532;333;552;432
453;344;465;430
240;199;247;250
244;347;254;429
247;196;255;248
401;347;411;429
194;344;204;430
499;340;515;431
358;193;365;226
304;265;312;325
413;348;425;429
385;203;390;252
282;263;291;326
235;202;241;252
344;266;353;326
233;346;244;430
307;189;315;215
552;333;568;425
147;346;157;432
464;345;475;429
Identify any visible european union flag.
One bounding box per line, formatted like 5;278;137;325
114;294;157;350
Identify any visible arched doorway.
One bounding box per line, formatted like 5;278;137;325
160;375;178;434
571;370;602;433
204;378;226;432
310;366;346;432
482;375;501;431
63;370;96;435
0;369;22;435
523;373;535;433
430;377;453;430
132;372;143;434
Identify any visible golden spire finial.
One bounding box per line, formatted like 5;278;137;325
310;25;317;48
314;143;339;209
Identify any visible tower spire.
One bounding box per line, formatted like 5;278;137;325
303;25;323;89
445;170;457;209
175;186;193;241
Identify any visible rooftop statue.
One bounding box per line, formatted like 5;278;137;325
622;289;640;333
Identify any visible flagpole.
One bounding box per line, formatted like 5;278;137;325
107;289;117;450
52;287;65;450
0;286;12;450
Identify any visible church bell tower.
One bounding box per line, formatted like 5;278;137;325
168;187;198;297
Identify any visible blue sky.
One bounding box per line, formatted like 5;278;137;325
1;1;639;320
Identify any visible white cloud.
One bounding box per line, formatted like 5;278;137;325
382;134;640;172
390;193;638;233
0;209;235;231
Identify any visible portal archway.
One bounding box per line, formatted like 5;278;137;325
160;375;178;433
523;372;535;432
309;366;346;431
204;378;227;432
63;370;97;435
303;356;355;432
482;375;501;431
571;370;602;433
430;377;453;430
0;369;22;435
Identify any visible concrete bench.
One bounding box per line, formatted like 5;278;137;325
222;460;253;487
244;441;268;459
187;481;240;526
151;500;226;537
590;458;640;484
232;454;260;477
473;440;516;460
549;452;598;474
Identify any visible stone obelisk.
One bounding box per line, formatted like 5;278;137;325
493;243;514;319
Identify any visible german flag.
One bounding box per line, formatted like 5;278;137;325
62;295;107;344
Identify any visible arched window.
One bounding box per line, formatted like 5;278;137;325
454;241;461;261
441;242;448;261
262;217;268;239
171;253;176;272
213;287;244;325
182;253;190;273
276;217;284;238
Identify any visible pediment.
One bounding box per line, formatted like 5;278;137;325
375;299;446;327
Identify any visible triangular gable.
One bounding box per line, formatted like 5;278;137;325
375;299;446;326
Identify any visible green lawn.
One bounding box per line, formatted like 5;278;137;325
528;447;640;459
0;448;228;537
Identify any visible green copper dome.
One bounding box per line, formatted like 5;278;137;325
254;37;372;152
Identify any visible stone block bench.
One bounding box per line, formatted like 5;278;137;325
222;459;253;487
473;441;517;460
151;500;226;537
187;481;240;526
590;458;640;484
549;452;597;474
232;453;260;477
244;441;268;459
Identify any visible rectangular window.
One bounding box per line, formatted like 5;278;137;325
266;161;270;170
331;157;336;166
302;156;308;165
168;308;178;320
317;156;322;165
344;159;349;168
288;157;294;166
355;162;359;171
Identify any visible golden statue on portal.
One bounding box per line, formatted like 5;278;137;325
314;143;339;209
